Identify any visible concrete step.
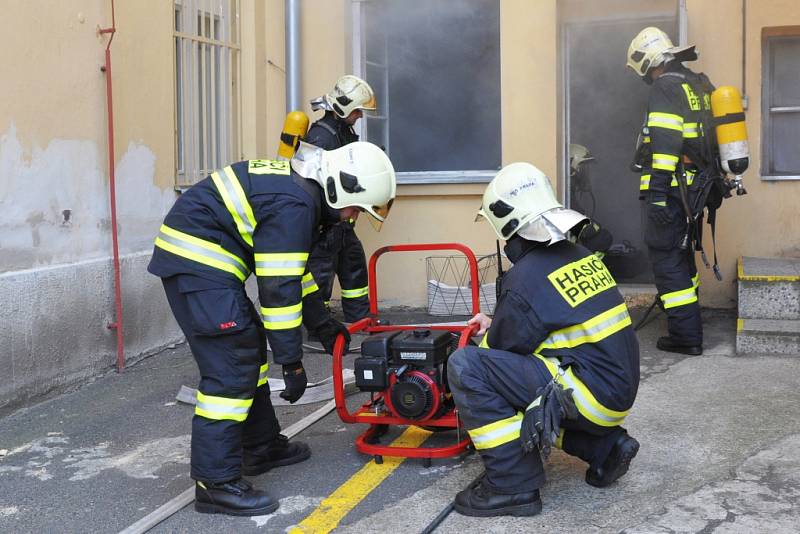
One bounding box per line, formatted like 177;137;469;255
737;256;800;320
736;317;800;355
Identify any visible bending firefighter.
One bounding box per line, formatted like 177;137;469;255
305;75;378;322
147;142;396;516
627;27;715;355
448;163;640;517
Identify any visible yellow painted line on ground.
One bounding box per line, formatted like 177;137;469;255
289;426;432;534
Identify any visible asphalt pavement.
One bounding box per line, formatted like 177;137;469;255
1;308;799;533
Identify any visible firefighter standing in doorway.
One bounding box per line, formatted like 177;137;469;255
447;162;640;517
305;75;377;323
148;141;396;516
627;27;712;355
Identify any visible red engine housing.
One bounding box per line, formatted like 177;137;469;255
384;370;444;422
332;243;481;460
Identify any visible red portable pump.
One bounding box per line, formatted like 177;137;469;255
331;243;480;462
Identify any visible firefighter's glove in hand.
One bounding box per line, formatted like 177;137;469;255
279;362;307;404
520;380;578;459
647;192;672;225
314;318;351;355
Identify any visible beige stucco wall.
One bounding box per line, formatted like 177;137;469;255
687;0;800;307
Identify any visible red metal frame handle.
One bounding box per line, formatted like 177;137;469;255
367;243;481;317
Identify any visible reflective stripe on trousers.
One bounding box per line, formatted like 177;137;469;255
257;363;269;388
660;285;698;309
195;391;253;422
468;413;523;450
341;286;368;299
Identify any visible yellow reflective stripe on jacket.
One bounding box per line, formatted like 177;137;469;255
652;153;679;172
210;167;257;247
533;354;629;427
154;224;249;282
692;273;700;289
195;391;253;422
468;413;523;450
255;252;309;276
479;332;490;348
647;112;683;132
257;363;269;388
682;122;700;138
660;286;698;309
535;303;631;352
341;286;369;299
261;302;303;330
301;272;319;297
641;171;694;191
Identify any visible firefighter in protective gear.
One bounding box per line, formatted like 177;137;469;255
627;26;708;355
148;141;396;516
568;144;612;255
448;162;640;517
305;75;378;322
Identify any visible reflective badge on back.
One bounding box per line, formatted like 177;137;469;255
547;255;617;307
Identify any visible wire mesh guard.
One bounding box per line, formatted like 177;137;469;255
426;254;505;316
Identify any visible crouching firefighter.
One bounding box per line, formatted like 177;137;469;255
627;27;748;355
305;75;378;322
448;162;640;517
148;141;396;516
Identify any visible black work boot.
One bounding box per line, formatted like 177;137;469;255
194;478;278;516
585;433;640;488
242;434;311;476
657;336;702;356
453;477;542;517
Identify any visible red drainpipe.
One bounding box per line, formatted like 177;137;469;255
99;0;125;372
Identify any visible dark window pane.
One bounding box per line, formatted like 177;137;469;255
365;0;501;172
771;37;800;108
770;112;800;174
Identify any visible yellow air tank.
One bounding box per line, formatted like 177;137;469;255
277;110;309;160
711;86;749;176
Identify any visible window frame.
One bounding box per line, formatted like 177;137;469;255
173;0;242;189
761;26;800;181
351;0;497;185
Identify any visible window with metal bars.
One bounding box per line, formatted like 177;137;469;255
174;0;241;187
762;28;800;180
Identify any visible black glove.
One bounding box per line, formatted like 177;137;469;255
314;317;351;355
520;379;577;459
647;191;672;225
279;362;307;404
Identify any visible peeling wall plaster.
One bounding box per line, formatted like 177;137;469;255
0;124;176;273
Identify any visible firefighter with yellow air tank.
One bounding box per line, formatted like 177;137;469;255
626;26;749;356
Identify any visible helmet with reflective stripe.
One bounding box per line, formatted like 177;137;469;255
627;26;697;78
477;162;587;245
291;141;396;230
325;75;377;119
569;144;594;174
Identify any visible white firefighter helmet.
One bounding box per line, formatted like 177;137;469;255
569;143;594;174
291;141;395;230
323;75;377;119
476;162;587;244
626;26;697;77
